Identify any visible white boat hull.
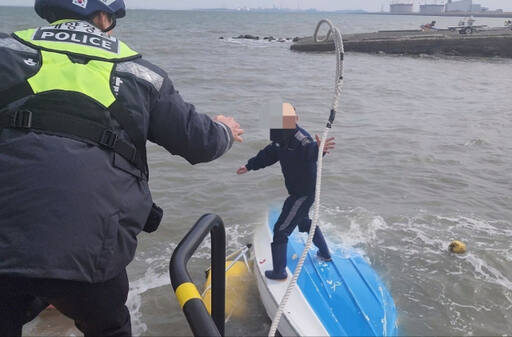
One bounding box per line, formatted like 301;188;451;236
253;218;328;336
253;208;398;336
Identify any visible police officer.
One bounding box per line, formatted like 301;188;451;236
237;106;334;280
0;1;243;336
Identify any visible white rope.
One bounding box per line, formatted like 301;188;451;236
268;19;344;337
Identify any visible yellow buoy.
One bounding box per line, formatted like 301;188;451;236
202;261;250;319
449;240;467;254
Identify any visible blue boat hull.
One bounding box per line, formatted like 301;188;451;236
267;208;398;336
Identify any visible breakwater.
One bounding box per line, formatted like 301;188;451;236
291;28;512;57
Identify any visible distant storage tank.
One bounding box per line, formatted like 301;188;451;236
471;4;482;12
445;0;472;12
390;3;414;13
419;4;445;14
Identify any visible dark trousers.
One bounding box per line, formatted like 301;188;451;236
0;270;131;337
273;195;315;243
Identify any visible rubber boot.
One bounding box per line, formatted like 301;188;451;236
313;228;332;262
265;242;288;280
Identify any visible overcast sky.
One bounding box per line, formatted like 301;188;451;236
0;0;511;12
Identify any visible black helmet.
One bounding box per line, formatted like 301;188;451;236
35;0;126;21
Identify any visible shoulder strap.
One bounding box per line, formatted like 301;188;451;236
0;82;34;109
0;108;146;178
110;100;148;176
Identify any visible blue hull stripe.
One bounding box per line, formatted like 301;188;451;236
268;208;398;336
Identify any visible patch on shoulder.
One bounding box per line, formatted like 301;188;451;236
294;130;311;146
116;61;163;91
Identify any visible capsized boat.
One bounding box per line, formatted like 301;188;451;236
253;208;398;336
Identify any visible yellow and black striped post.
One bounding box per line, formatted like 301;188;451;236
170;214;226;337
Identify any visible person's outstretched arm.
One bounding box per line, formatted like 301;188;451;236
237;143;279;175
148;76;243;164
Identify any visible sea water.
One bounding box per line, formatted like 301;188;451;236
1;7;511;336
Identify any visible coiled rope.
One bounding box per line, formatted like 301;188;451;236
268;19;345;337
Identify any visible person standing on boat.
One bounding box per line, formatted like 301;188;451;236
237;103;334;280
0;0;244;336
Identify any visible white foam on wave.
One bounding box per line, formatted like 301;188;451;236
394;213;512;282
26;208;510;336
374;210;512;334
127;242;178;335
128;265;170;335
464;138;490;147
127;221;257;335
222;38;291;49
223;38;271;48
462;252;512;290
307;205;512;290
316;205;390;258
437;214;512;237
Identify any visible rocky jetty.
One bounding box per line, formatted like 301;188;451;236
219;35;297;42
234;34;260;40
291;28;512;58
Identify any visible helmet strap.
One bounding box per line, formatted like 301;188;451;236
102;16;117;33
86;14;116;33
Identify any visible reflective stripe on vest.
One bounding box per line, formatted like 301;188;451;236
28;50;116;108
13;21;140;107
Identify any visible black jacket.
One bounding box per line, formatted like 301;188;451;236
246;126;319;196
0;27;233;283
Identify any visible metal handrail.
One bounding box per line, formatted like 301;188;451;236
169;214;226;337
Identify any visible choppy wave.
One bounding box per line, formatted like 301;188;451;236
5;7;512;336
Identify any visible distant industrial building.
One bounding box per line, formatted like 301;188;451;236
388;0;488;15
445;0;484;13
419;4;445;14
390;3;414;14
471;4;483;12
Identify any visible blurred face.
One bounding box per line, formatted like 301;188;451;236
282;103;298;129
269;103;298;144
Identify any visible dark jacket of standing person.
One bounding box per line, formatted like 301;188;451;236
246;126;319;196
238;121;333;281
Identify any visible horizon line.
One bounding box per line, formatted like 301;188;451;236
0;4;366;12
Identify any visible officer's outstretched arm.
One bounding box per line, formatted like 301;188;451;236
148;77;235;165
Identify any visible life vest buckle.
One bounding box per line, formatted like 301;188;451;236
11;110;33;129
99;129;118;149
